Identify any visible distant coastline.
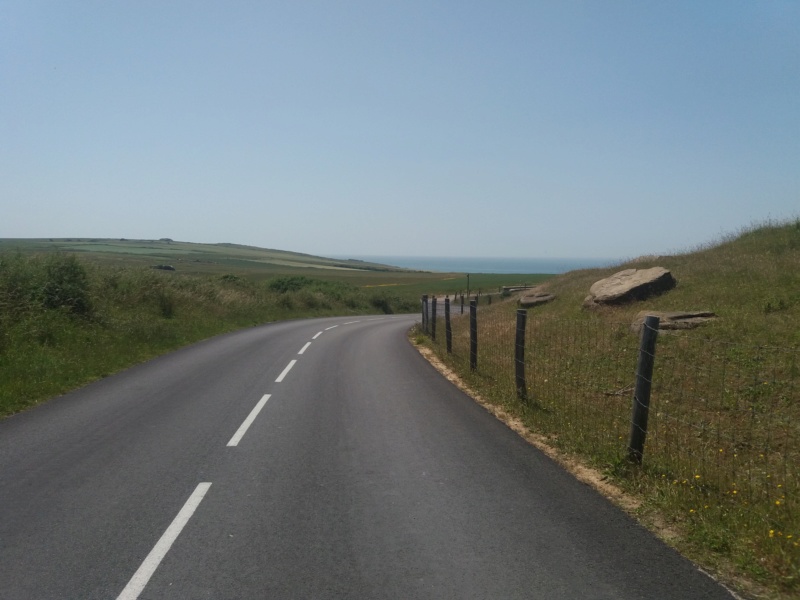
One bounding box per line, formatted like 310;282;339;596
337;256;619;275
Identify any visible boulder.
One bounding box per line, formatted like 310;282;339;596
631;311;717;333
519;292;557;308
583;267;676;308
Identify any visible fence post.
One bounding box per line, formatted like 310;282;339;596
470;300;478;371
445;298;452;353
627;315;660;464
461;294;464;315
421;295;429;334
431;297;438;341
515;309;527;400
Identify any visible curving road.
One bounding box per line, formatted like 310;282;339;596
0;315;735;599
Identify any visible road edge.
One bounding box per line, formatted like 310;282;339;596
409;337;754;600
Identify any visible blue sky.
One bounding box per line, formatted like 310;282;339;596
2;1;798;259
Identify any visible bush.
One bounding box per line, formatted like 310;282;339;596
40;254;93;317
268;276;314;293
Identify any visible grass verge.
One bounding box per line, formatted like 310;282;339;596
418;220;800;599
0;254;422;418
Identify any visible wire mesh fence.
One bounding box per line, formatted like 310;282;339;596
422;297;799;576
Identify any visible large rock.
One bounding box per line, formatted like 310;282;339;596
631;311;717;333
583;267;676;308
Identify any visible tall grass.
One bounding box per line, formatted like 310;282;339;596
423;220;800;598
0;254;418;417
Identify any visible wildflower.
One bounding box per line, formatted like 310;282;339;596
775;500;781;506
689;509;695;514
769;530;775;538
694;475;701;480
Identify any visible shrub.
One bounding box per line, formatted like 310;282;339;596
268;276;313;293
40;254;93;317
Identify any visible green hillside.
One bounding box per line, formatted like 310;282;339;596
0;238;404;275
421;219;800;598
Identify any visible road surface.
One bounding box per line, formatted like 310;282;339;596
0;315;735;599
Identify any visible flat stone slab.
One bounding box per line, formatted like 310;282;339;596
519;292;557;308
584;267;676;308
631;311;717;333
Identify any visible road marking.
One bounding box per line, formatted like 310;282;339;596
325;325;338;330
116;483;212;600
344;320;361;325
298;342;311;355
312;331;322;339
227;395;270;447
275;360;297;382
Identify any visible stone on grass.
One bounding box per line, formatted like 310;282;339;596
631;311;717;333
583;267;676;308
519;292;557;308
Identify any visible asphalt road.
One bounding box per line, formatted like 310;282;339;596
0;314;736;599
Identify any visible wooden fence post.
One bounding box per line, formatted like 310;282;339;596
421;295;428;334
431;297;437;341
470;300;478;371
461;294;464;315
445;298;452;353
628;315;660;463
515;309;527;400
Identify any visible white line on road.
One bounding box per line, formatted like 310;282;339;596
275;360;297;382
116;483;212;600
325;325;338;330
312;331;323;339
298;342;311;355
344;321;361;325
227;395;271;447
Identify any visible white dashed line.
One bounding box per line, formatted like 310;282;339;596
298;342;311;355
312;331;323;339
275;360;297;383
325;325;338;331
227;395;271;447
344;321;361;325
116;483;212;600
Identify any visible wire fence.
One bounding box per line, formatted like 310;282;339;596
421;296;799;574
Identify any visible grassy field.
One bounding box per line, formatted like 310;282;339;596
0;237;548;296
0;238;550;417
420;220;800;598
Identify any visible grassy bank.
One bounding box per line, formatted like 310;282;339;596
0;253;421;417
0;246;549;418
420;221;800;598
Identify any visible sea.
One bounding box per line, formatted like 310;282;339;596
339;256;619;275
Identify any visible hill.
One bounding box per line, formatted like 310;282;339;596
519;219;800;346
0;238;404;276
420;219;800;598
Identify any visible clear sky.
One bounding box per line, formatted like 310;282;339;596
2;1;798;260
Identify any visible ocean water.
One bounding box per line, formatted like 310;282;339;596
341;256;619;275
